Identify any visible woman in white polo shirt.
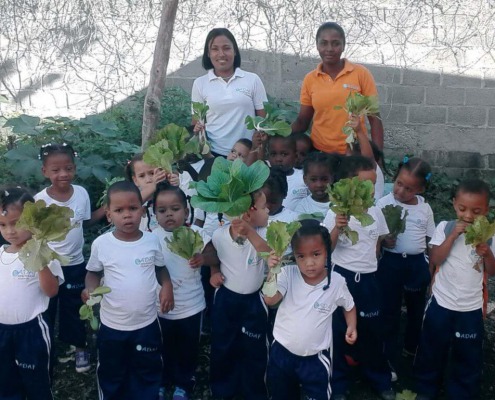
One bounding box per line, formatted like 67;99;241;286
192;28;268;157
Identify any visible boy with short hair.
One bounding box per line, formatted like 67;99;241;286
414;178;495;400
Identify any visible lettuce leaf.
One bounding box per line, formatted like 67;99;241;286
245;102;291;137
16;200;74;272
327;177;375;245
143;139;174;172
165;226;204;260
465;216;495;247
79;286;111;331
190;158;270;217
192;101;209;123
382;204;408;237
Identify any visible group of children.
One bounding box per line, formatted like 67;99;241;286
0;121;494;400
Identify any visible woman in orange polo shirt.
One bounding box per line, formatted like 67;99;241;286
291;22;384;155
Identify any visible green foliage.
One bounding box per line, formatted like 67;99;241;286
382;204;408;237
191;158;270;217
327;177;375;245
192;101;209;123
16;200;74;272
245;101;292;137
298;212;326;222
97;177;126;207
79;286;111;331
465;216;495;247
396;389;417;400
165;226;204;260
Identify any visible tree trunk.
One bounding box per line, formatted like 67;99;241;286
141;0;179;148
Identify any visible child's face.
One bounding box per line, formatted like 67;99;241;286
0;204;32;250
262;186;283;216
42;154;76;191
295;140;311;169
453;191;489;224
132;161;155;188
227;142;250;162
293;235;327;285
106;191;144;240
248;192;270;227
393;169;424;205
155;191;189;232
304;164;332;202
268;140;296;173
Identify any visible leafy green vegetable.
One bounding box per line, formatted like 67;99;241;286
165;226;204;260
190;102;211;155
16;200;74;272
97;177;126;207
396;389;417;400
327;177;375;245
143;139;174;172
260;221;301;296
79;286;112;331
298;212;326;222
190;158;270;217
334;92;380;147
192;101;209;123
245;102;291;137
465;216;495;271
381;204;408;237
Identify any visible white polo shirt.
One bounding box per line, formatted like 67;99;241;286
268;207;299;224
294;195;330;217
191;68;267;156
273;265;354;356
283;169;309;211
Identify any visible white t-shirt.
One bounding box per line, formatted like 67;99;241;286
283;169;309;211
191;68;267;156
35;185;91;265
374;165;385;200
323;206;389;273
0;246;64;324
268;207;299;224
212;225;267;294
274;265;354;356
191;159;205;174
86;231;166;331
294;195;329;218
195;211;230;238
430;221;495;312
153;225;209;320
377;193;435;255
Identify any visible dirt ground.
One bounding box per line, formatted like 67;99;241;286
52;279;495;400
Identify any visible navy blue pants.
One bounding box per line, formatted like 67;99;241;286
96;320;162;400
210;286;269;400
377;251;430;366
159;312;201;394
267;341;332;400
46;262;87;348
332;266;391;396
0;315;53;400
414;296;483;400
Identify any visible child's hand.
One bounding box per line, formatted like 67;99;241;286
347;113;362;133
475;243;492;258
335;214;348;229
81;288;91;304
452;220;469;237
345;326;358;345
189;253;204;269
252;131;268;148
230;218;252;237
193;121;205;134
159;283;174;313
382;234;397;249
167;172;180;187
210;272;225;288
153;168;168;184
267;251;281;269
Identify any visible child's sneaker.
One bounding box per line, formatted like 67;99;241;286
158;387;166;400
173;387;188;400
75;350;91;373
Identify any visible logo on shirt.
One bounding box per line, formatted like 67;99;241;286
343;83;360;90
248;257;263;267
15;360;35;370
313;301;332;314
415;218;427;229
136;344;158;352
66;283;85;290
12;269;36;279
359;310;380;318
241;326;262;340
134;256;155;268
455;332;477;340
292;188;307;196
368;228;379;240
234;87;251;96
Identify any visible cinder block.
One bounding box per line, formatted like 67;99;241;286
442;74;482;88
447;107;487;127
165;76;194;94
447;151;482;169
426;87;465;106
365;65;398;84
466;89;495;106
376;85;387;103
387;86;424;105
420;149;439;165
408;106;446;124
169;57;204;78
488;108;495;127
380;104;407;123
464;169;482;178
485;78;495;88
487;154;495;169
402;69;440;86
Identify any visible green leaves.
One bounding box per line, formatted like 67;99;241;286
327;177;375;245
298;212;326;222
245;102;291;137
396;389;418;400
16;200;74;272
165;226;204;260
382;204;408;237
192;101;209;123
465;216;495;248
79;286;112;331
190;158;270;217
97;177;126;207
143;139;174;172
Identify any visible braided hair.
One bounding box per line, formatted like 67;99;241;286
0;187;34;216
39;143;77;164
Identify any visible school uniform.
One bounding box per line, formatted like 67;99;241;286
153;225;210;394
376;194;435;365
210;225;269;400
414;222;495;399
0;248;64;400
35;185;90;348
267;265;354;400
86;231;166;400
374;165;385;200
293;195;330;220
323;207;391;396
282;169;309;212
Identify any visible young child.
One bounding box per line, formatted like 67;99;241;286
262;168;299;224
414;179;495;400
376;157;434;378
209;188;271;399
83;181;174;399
293;132;314;169
35;143;94;372
264;220;357;400
323;155;395;400
267;135;309;211
294;152;341;219
227;138;253;162
151;182;218;400
0;187;64;400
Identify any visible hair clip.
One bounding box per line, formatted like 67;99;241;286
127;160;131;165
41;143;52;149
38;154;41;160
1;210;7;216
425;172;432;181
73;151;78;158
403;156;409;164
4;190;9;197
62;142;67;146
43;152;48;156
